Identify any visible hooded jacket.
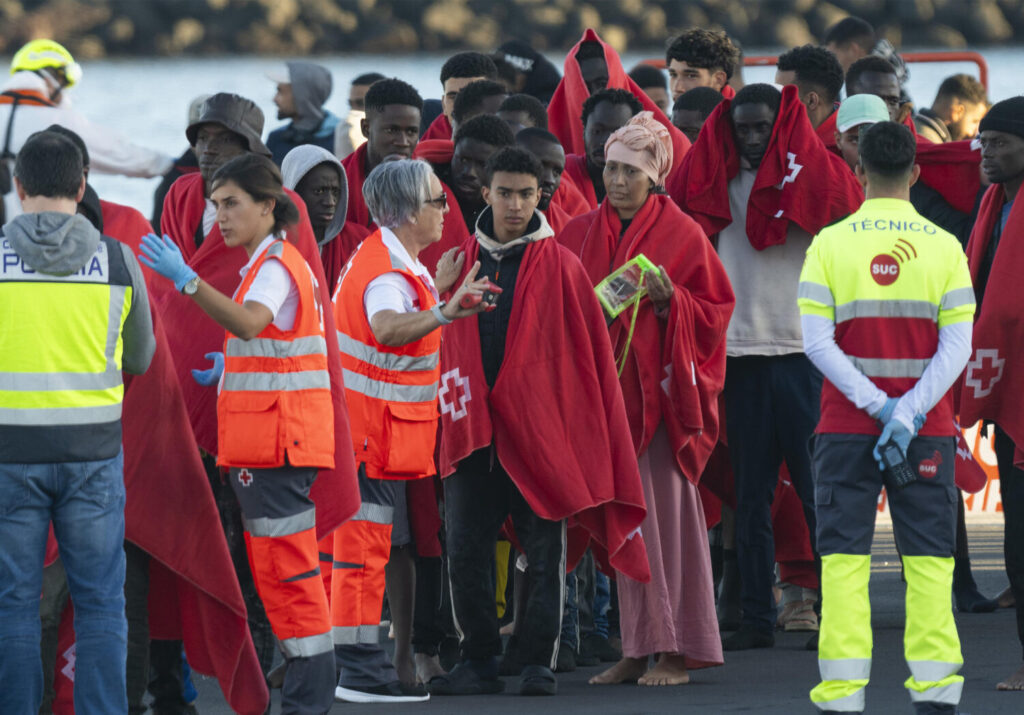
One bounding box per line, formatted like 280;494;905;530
267;62;340;165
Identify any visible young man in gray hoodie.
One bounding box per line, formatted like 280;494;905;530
267;61;340;166
0;130;155;714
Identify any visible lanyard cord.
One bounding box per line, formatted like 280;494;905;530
615;271;646;377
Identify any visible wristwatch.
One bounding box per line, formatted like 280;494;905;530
431;301;452;325
182;276;200;296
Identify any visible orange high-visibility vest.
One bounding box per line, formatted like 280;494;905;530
333;230;441;480
217;239;334;469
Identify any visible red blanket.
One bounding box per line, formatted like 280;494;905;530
669;85;863;248
547;29;690;172
321;221;370;291
342;143;469;272
157;172;360;536
436;235;650;582
413;138;454;164
551;176;591;218
421;113;452;142
916;139;982;215
816;110;840;156
543;200;573;234
564;154;598;210
559;195;734;483
958;185;1024;466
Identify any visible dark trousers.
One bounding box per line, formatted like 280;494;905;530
413;555;451;656
994;426;1024;659
444;448;566;669
725;354;822;632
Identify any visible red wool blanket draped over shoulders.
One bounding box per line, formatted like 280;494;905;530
559;195;735;482
436;235;650;582
342;143;469;272
669;84;863;248
157;172;360;536
548;29;690;172
563;154;597;211
958;185;1024;466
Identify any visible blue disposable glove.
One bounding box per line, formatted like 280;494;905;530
138;233;197;292
191;352;224;386
875;397;898;426
872;419;913;471
913;413;926;433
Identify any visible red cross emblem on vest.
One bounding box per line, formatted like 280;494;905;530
238;469;254;487
438;368;471;422
964;348;1005;399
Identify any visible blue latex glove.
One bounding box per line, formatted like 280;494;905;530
138;233;197;292
875;397;898;425
872;419;914;470
913;413;926;432
191;352;224;386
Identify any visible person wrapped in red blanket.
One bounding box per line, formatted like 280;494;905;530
430;147;647;697
342;79;469;273
156;94;359;682
421;51;499;142
671;83;863;651
281;144;370;290
560;112;733;685
548;29;689;173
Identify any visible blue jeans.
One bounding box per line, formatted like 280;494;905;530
0;451;128;715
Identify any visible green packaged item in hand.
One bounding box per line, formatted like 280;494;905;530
595;253;657;318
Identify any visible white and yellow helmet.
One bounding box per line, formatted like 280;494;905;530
10;39;83;87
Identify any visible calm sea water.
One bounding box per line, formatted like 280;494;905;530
13;48;1020;218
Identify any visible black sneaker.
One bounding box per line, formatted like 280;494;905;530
519;664;557;696
555;643;576;673
428;660;505;696
335;680;429;703
721;625;774;651
579;633;620;663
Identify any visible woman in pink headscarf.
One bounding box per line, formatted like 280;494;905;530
560;113;734;685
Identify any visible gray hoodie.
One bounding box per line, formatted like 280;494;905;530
4;211;155;374
281;144;349;246
288;62;332;132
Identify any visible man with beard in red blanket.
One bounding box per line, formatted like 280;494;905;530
516;127;585;234
429;147;648;697
666;29;741;101
957;98;1024;691
547;29;689;174
421;52;499;142
560;113;733;686
671;83;863;651
564;89;643;211
343;79;469;273
281;144;369;289
157;93;360;684
774;44;844;156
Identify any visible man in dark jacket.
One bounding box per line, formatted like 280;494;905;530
266;61;340;165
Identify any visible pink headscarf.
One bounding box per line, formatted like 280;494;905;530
604;111;674;188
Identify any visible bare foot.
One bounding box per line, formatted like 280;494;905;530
997;663;1024;691
638;653;690;686
997;586;1016;609
588;656;647;685
414;653;446;685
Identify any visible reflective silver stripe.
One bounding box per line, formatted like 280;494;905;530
814;689;865;712
226;335;328;359
222;370;330;392
342;369;437;403
280;631;333;658
819;658;871;681
835;300;938;323
907;660;962;683
0;371;122;391
337;332;439;372
0;403;123;426
352;502;394;525
332;624;381;645
106;286;128;371
267;241;284;258
907;679;963;704
798;281;835;306
244;508;316;537
849;356;931;379
388;251;407;271
940;286;976;310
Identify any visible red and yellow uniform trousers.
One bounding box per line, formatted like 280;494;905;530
798;198;974;712
330;232;440;660
217;240;335;705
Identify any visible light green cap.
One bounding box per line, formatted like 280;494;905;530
836;94;890;133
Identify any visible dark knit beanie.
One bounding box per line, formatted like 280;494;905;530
979;97;1024;140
